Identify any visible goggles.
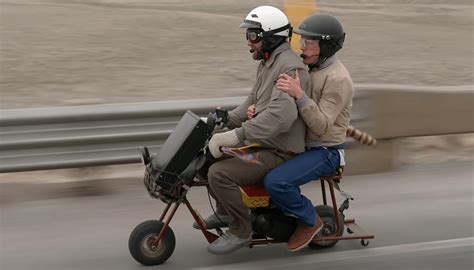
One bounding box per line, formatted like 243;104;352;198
246;29;263;43
299;38;319;49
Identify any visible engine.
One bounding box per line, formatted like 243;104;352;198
252;209;298;242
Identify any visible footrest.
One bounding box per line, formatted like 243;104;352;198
343;218;375;240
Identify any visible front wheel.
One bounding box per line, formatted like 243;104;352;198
308;205;344;249
128;220;176;266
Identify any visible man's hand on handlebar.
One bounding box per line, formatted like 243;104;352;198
208;130;240;158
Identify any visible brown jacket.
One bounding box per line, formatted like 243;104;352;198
228;43;311;154
296;57;353;147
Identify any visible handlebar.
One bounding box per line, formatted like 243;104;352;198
206;108;229;129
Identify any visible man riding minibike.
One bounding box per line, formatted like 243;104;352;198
195;5;312;255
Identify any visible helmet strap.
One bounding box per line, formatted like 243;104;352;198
288;26;293;42
308;39;341;70
308;56;326;70
253;23;292;61
261;36;286;60
262;23;292;39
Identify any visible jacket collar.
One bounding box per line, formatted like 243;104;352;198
262;42;291;67
313;55;337;71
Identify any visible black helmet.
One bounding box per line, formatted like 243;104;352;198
295;13;345;68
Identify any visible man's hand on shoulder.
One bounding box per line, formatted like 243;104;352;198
276;69;305;99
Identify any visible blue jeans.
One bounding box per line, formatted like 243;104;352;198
263;147;341;226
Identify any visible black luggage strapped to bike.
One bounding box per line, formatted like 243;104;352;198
144;111;213;201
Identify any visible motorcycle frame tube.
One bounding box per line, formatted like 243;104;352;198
249;239;282;247
320;178;342;236
188;180;221;242
152;201;181;246
159;203;172;221
183;196;220;243
314;218;374;241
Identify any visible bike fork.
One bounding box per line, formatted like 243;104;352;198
151;201;181;246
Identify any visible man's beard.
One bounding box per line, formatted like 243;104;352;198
250;48;264;60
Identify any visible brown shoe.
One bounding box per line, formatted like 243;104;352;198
287;215;323;251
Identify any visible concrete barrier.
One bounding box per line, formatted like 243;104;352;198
344;84;473;174
357;84;474;138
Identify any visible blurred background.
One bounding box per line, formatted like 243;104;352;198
0;0;473;269
0;0;473;108
1;0;472;185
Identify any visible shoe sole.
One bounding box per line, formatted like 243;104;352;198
287;224;324;252
207;239;252;255
192;223;229;230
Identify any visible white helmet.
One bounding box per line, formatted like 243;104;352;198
240;6;292;38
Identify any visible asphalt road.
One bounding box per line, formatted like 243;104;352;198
1;160;473;270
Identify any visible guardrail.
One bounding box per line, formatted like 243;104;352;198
1;84;472;174
0;97;245;172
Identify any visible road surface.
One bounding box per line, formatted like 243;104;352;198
1;161;473;269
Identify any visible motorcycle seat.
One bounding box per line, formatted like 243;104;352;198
240;185;270;208
319;166;344;183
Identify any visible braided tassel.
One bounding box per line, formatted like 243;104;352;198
346;126;377;146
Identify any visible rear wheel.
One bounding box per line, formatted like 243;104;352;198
308;205;344;248
128;220;176;265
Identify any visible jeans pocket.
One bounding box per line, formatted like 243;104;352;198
323;148;340;171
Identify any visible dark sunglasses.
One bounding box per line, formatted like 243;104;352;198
246;29;263;43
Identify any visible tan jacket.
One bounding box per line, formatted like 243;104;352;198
296;57;353;147
228;43;312;154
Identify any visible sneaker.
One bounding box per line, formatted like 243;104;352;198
207;231;251;255
192;213;231;229
287;215;323;251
